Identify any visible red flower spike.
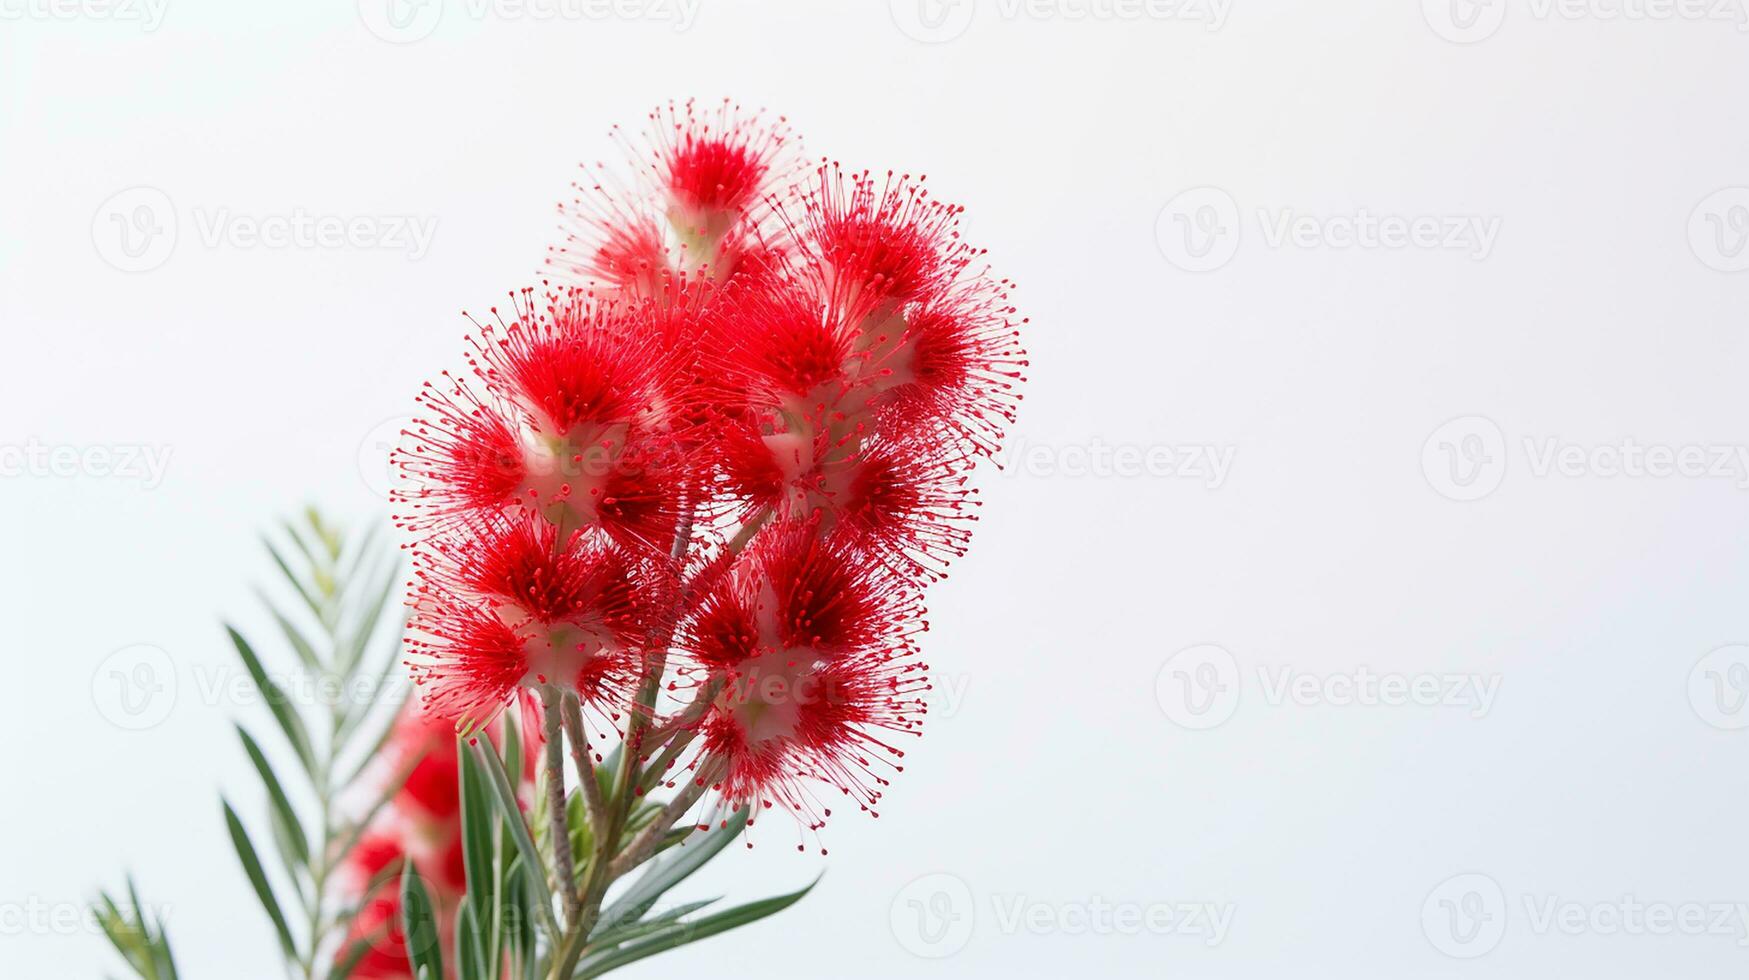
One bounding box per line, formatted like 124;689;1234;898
404;102;1027;841
549;99;798;295
676;522;926;826
407;515;654;731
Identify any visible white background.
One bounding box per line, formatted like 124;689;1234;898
5;0;1749;976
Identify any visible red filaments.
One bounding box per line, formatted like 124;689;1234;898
396;101;1026;837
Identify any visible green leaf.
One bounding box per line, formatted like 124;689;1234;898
586;898;717;948
593;807;749;932
224;626;316;776
470;739;559;939
258;599;322;672
263;536;326;623
222;799;298;960
94;878;179;980
457;735;496;907
400;863;444;980
573;877;819;978
455;897;488;980
338;557;401;678
502;856;539;979
328;936;374;980
235;725;309;867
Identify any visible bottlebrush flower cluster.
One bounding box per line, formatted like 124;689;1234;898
394;98;1026;836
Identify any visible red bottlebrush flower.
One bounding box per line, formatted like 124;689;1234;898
397;289;693;554
653;99;795;243
402;102;1028;847
679;523;926;826
393;372;527;532
407;515;653;732
780;163;973;311
548;99;797;295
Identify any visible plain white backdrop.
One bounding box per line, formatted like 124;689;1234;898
6;1;1749;976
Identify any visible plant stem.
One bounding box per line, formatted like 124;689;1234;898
560;695;607;842
539;685;580;930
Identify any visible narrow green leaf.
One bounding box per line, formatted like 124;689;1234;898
338;557;401;678
236;726;309;866
457;735;496;906
594;807;749;931
257;599;321;672
222;799;298;960
502;856;538;979
340;520;384;587
224;626;316;775
328;936;374;980
470;739;559;939
586;898;717;948
400;863;444;980
455;897;488;980
263;537;325;623
574;877;819;978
